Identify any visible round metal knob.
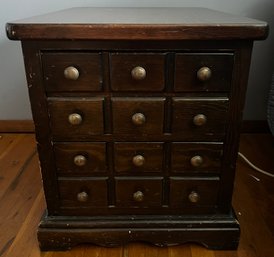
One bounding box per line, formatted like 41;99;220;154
68;113;82;125
193;114;207;126
190;155;204;167
131;66;146;80
74;155;87;167
197;66;212;82
133;191;144;202
64;66;80;80
188;191;200;203
132;113;146;126
77;191;88;202
132;155;145;167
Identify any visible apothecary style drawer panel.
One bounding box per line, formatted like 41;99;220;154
48;97;104;139
115;177;163;207
112;97;165;136
169;177;220;212
42;52;102;92
172;97;229;141
58;178;108;208
174;53;234;92
54;142;107;176
114;142;164;174
110;53;166;91
171;142;223;174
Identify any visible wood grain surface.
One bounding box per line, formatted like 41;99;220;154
6;8;268;40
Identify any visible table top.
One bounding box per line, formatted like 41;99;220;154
6;7;268;40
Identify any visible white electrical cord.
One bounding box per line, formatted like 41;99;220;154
238;152;274;178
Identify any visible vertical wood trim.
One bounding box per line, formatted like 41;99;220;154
218;41;253;212
21;41;60;215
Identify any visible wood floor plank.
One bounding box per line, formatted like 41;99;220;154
0;134;20;155
233;165;274;257
42;245;123;257
232;134;274;257
0;152;42;257
0;134;37;199
0;134;25;160
42;246;86;257
84;245;123;257
168;245;192;257
124;243;168;257
213;250;238;257
190;245;215;257
3;189;45;257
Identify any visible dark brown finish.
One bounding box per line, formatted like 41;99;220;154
58;178;108;208
0;119;270;134
48;97;104;139
171;142;223;174
110;53;165;91
6;7;268;251
37;218;240;250
6;23;268;41
114;142;163;173
112;97;165;136
115;177;163;207
5;8;268;40
21;43;60;215
172;97;229;141
169;177;219;210
217;44;253;213
42;52;103;92
174;53;234;92
54;142;107;176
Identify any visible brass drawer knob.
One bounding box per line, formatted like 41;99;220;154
188;191;200;203
77;191;88;202
133;190;144;202
68;113;82;125
74;155;87;166
131;66;146;80
132;112;146;126
193;114;207;126
197;66;212;82
190;155;203;167
64;66;80;80
132;155;145;167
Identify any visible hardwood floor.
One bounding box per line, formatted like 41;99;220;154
0;133;273;257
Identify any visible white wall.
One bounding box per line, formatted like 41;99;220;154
1;0;273;120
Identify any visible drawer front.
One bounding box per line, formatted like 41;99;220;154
112;97;165;136
169;177;219;211
59;178;108;208
174;53;234;92
114;142;163;174
48;98;104;139
110;53;165;91
172;97;229;141
54;143;107;176
171;142;223;174
42;52;102;92
115;178;163;207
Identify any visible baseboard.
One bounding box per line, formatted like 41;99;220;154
0;119;270;134
0;120;34;133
